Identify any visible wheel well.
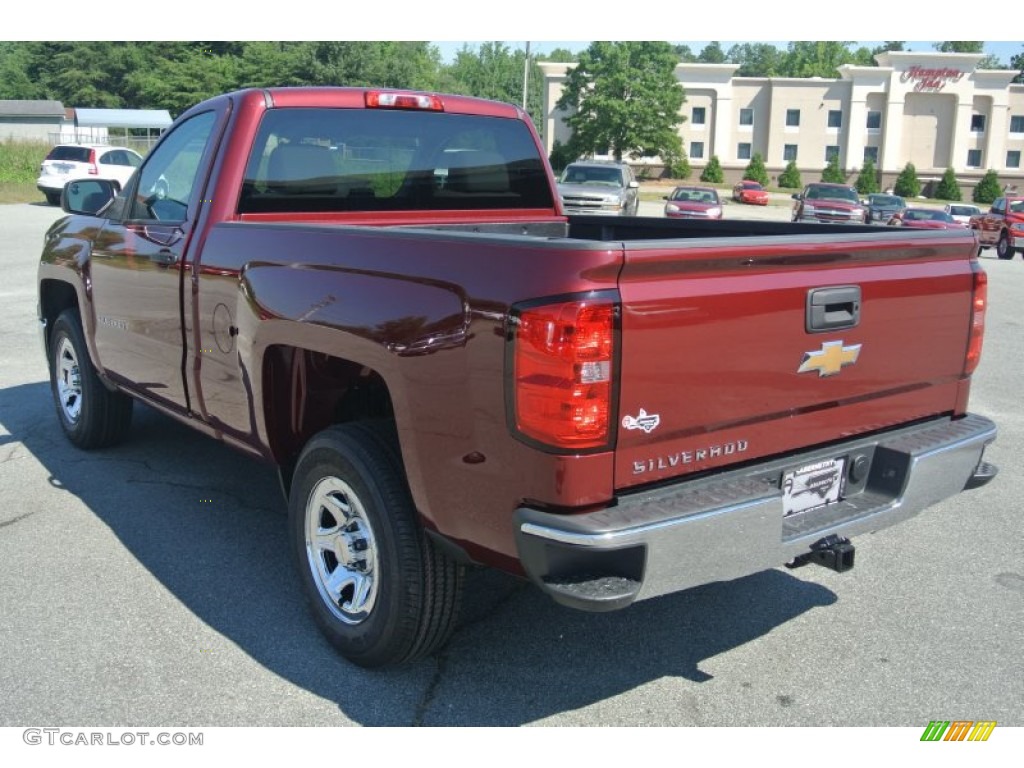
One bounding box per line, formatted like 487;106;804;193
39;280;79;351
263;345;394;472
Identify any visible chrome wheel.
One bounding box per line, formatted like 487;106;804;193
55;337;83;424
305;476;379;624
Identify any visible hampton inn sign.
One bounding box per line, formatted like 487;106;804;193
901;66;965;92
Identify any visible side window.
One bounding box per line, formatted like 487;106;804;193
125;151;143;168
131;111;216;221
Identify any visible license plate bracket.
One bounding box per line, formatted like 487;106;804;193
782;457;846;517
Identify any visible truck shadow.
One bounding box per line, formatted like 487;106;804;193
1;380;836;726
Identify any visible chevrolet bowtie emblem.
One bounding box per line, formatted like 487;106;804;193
798;341;862;377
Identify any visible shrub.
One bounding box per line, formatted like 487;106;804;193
665;153;691;180
777;161;802;189
821;155;845;183
934;168;961;201
700;154;724;184
972;169;1002;204
893;162;921;198
548;139;575;173
854;158;879;195
743;153;770;186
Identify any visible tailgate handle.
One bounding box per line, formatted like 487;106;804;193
807;286;860;332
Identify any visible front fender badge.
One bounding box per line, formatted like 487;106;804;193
798;341;862;377
623;408;660;433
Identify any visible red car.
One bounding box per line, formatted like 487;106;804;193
732;180;769;205
663;185;723;219
888;208;964;229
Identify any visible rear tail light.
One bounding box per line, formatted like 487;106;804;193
510;295;618;451
365;91;443;111
964;261;987;375
87;149;98;175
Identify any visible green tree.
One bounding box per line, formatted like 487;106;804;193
697;42;726;64
1011;46;1024;84
934;42;984;53
935;168;962;201
701;155;724;184
780;42;857;78
822;154;846;183
439;42;542;121
727;43;784;77
743;152;770;186
973;170;1002;204
778;160;802;188
556;42;685;164
893;162;921;198
673;45;697;63
855;158;879;194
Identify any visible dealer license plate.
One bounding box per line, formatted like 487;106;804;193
781;457;845;517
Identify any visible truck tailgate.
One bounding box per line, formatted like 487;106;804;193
615;231;978;490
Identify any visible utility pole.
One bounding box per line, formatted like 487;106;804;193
522;41;531;111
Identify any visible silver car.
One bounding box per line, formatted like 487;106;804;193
557;161;640;216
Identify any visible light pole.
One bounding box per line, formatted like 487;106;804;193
522;41;531;111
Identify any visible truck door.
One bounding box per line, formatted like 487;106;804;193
89;110;220;413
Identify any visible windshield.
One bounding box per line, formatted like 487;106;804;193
948;205;978;216
560;165;625;187
905;209;950;222
807;185;859;203
669;187;718;203
871;195;904;206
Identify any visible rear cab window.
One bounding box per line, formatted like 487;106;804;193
46;146;92;162
238;108;554;214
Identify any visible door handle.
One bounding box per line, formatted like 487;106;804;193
806;286;861;332
142;226;183;247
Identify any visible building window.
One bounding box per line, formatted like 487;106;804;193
827;110;843;129
786;109;800;128
866;111;881;131
863;146;879;164
738;142;752;160
967;149;983;168
783;144;798;162
825;145;840;163
692;107;706;126
1011;115;1024;134
970;114;986;133
1008;150;1021;169
690;141;705;160
739;108;754;127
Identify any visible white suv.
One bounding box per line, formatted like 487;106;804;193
37;144;143;206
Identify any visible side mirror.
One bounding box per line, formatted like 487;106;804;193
63;179;117;216
792;193;802;201
628;180;640;189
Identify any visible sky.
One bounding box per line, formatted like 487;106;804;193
4;1;1015;63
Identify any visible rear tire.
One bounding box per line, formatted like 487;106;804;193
996;232;1014;259
48;309;133;449
44;191;61;206
288;421;464;667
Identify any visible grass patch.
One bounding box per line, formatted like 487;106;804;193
0;140;50;183
0;182;42;205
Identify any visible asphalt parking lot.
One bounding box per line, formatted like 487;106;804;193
0;201;1021;727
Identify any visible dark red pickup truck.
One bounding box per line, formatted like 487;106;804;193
38;87;997;667
969;195;1024;259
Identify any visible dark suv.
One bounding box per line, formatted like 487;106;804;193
864;193;907;224
792;183;868;224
